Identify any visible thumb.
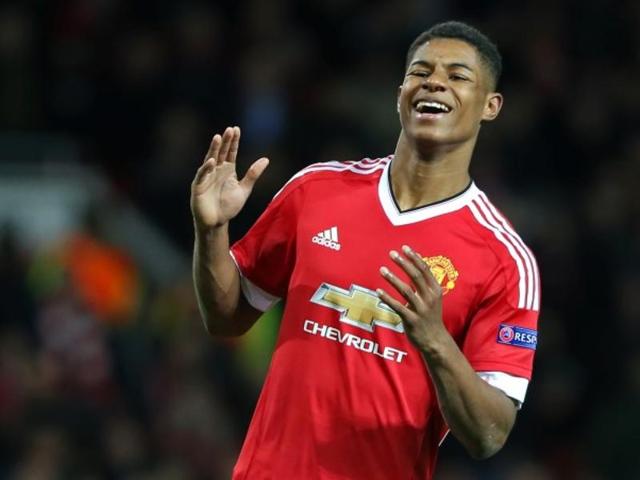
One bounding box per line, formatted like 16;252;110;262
239;157;269;192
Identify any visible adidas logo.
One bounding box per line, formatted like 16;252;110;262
312;226;341;251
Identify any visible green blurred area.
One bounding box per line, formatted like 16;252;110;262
234;302;283;385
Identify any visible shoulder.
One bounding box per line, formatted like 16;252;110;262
273;156;392;200
464;186;540;311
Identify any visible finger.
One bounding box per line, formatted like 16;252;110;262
379;266;421;310
204;134;222;164
192;172;216;195
239;157;269;192
389;249;429;297
376;288;412;318
212;133;223;165
228;127;241;164
192;167;216;195
193;158;216;185
217;127;234;164
402;245;441;293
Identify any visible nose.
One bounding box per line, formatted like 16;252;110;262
422;71;447;92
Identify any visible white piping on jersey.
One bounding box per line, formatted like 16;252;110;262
474;198;533;308
272;157;538;311
378;160;482;225
475;197;535;309
438;430;450;447
476;193;540;311
477;371;529;405
274;157;391;199
468;198;539;311
229;250;280;312
441;370;530;448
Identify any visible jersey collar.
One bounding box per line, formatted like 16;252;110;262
378;159;480;226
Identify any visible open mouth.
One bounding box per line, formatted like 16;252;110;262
413;100;452;115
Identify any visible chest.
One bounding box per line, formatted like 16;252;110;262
291;190;492;341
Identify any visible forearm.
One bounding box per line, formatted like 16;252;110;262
193;223;256;336
377;246;518;459
422;329;516;459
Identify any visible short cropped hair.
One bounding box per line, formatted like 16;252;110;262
406;21;502;89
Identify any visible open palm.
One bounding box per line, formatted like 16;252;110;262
191;127;269;229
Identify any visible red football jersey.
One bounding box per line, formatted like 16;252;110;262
230;156;540;480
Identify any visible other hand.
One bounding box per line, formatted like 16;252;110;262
190;126;269;229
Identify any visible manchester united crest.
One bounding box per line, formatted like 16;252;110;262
423;256;459;295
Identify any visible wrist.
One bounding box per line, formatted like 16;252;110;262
419;325;456;365
194;219;228;239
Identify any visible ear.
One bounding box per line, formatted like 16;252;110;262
482;92;503;122
396;85;402;113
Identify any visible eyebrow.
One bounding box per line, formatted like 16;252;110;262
408;60;475;74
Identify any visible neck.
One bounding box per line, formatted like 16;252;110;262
390;132;476;211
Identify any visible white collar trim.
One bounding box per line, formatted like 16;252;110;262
378;160;480;226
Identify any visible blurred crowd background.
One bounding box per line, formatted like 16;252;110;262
1;0;639;479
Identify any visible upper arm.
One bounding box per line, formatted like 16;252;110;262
463;252;540;405
230;176;303;312
227;290;264;336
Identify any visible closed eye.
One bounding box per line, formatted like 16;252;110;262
450;73;470;81
408;71;429;78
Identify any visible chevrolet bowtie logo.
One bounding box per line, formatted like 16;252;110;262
311;283;404;333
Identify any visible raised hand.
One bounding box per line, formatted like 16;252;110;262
191;126;269;229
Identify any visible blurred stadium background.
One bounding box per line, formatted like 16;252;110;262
1;0;639;478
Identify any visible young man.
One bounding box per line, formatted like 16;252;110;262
191;21;540;480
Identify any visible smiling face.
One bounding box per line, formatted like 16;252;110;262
398;38;503;149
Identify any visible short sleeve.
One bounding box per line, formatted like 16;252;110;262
462;261;540;402
230;181;303;312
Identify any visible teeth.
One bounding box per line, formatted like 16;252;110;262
416;101;451;113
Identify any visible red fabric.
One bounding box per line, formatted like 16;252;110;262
230;158;540;479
